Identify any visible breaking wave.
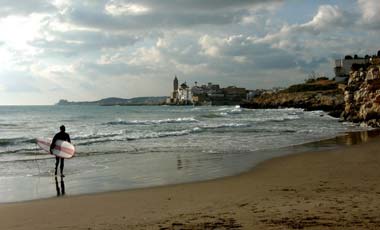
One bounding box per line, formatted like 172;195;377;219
0;123;18;127
248;115;300;122
104;117;198;126
75;123;251;146
0;137;35;147
72;132;123;141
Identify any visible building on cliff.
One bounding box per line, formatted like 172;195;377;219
191;83;223;105
166;76;193;105
191;82;247;105
222;86;247;105
166;77;247;105
334;57;369;83
334;52;380;83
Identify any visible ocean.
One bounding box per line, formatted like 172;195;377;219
0;105;367;202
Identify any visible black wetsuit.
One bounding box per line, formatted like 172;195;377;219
50;131;71;175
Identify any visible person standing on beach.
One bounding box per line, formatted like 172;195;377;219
50;125;71;177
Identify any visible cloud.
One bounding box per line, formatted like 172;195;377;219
133;0;280;11
0;0;55;16
31;29;142;57
357;0;380;29
0;72;40;93
199;34;297;70
300;5;353;32
259;4;355;45
1;1;380;104
61;0;282;31
247;4;365;74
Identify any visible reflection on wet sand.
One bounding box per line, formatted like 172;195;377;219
333;129;380;146
177;155;182;170
301;129;380;150
342;129;380;145
55;177;65;197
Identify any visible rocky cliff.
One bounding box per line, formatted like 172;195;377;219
242;66;380;127
342;66;380;127
241;80;345;117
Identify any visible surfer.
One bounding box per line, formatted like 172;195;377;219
50;125;71;177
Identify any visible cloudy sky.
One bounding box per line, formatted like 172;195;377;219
0;0;379;105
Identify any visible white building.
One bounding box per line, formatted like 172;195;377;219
334;58;369;82
167;77;193;104
178;82;192;103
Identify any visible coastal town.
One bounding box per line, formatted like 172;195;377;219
166;50;380;108
165;49;380;129
56;50;380;129
166;76;248;106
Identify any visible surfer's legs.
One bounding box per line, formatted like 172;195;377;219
55;176;60;196
55;157;64;176
55;156;59;175
55;177;66;196
60;158;64;176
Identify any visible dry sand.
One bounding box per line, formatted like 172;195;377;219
1;134;380;229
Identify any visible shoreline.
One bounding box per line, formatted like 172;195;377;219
1;130;380;229
0;106;370;204
1;129;376;204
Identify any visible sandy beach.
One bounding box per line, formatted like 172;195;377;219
1;133;380;230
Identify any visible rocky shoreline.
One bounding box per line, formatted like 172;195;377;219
241;79;345;118
241;88;344;118
242;68;380;127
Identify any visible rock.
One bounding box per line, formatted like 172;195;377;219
242;68;380;128
240;88;344;113
342;65;380;127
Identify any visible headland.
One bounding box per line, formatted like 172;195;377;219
242;53;380;128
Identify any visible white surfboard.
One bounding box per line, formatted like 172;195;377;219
37;137;75;159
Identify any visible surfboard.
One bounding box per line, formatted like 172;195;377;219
36;137;75;159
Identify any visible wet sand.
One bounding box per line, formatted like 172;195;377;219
0;132;380;229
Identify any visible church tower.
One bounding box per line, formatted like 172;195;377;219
173;76;178;91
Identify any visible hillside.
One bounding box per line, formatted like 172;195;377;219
56;96;167;106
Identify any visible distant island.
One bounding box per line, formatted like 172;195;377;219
56;97;167;106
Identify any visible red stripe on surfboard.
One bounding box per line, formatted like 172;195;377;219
55;145;75;155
